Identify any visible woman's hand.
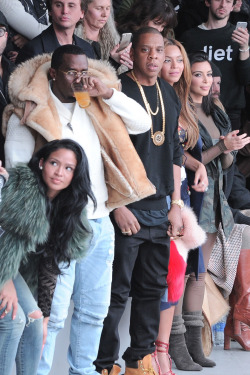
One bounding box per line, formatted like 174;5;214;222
0;160;9;181
192;162;208;192
0;280;18;320
42;316;49;354
113;206;140;236
184;151;208;192
223;130;250;152
110;42;133;69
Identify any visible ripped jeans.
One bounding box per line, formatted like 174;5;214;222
0;273;43;375
38;216;114;375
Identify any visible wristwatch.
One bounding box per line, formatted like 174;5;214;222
171;199;184;209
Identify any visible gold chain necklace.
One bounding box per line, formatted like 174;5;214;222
131;70;165;146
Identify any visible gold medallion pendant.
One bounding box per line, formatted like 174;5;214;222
152;131;165;146
131;70;166;147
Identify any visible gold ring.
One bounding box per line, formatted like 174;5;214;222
122;230;132;235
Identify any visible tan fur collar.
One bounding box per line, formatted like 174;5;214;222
6;55;121;140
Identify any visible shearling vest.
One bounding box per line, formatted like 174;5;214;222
2;55;156;210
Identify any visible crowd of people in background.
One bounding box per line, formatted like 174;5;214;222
0;1;250;375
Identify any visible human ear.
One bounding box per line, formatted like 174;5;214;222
39;158;44;170
49;67;56;81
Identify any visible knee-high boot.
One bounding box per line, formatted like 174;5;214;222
224;249;250;350
168;315;202;371
231;249;250;333
184;311;216;367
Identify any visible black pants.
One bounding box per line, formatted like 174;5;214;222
95;219;170;371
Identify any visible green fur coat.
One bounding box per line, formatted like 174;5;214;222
0;164;91;292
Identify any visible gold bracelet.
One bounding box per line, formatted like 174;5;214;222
171;199;184;209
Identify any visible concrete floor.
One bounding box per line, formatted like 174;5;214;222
173;342;250;375
47;299;250;375
11;299;249;375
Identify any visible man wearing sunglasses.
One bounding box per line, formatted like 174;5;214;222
0;11;15;166
3;44;154;375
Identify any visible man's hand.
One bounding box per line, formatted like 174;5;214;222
12;34;29;49
167;204;184;238
0;280;18;320
113;206;140;236
232;27;249;53
82;76;113;99
7;51;19;63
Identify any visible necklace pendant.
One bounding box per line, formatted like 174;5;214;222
152;131;165;146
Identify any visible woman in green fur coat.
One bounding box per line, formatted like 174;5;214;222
0;139;95;375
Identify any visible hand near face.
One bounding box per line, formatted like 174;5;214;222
82;76;113;99
110;42;133;69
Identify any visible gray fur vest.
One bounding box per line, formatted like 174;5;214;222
0;164;91;291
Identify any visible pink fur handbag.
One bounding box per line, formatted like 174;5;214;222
167;206;207;303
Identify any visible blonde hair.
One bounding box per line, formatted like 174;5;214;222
75;0;120;60
163;38;199;149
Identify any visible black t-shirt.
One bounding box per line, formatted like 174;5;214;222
119;73;182;211
180;23;250;112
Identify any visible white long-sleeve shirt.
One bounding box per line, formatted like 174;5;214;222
0;0;49;40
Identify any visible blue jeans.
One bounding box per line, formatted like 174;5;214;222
38;216;114;375
0;273;43;375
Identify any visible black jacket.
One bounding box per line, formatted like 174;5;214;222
16;24;95;65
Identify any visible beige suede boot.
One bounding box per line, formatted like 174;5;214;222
102;365;121;375
125;354;158;375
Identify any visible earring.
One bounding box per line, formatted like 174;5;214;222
39;165;43;170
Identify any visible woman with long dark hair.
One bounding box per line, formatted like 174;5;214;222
0;139;95;375
152;39;207;375
168;52;250;371
117;0;177;38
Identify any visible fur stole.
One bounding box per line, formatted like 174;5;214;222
167;206;207;303
0;165;91;291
